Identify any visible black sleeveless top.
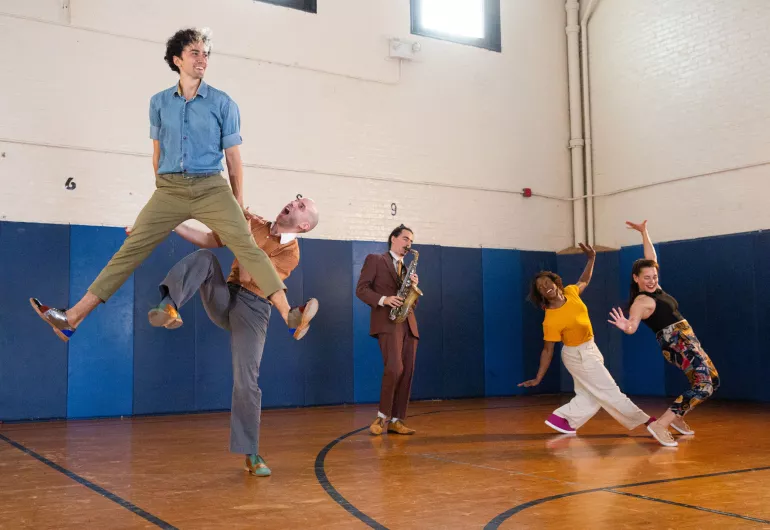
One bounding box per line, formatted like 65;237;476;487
639;289;684;333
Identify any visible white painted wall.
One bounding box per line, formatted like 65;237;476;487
588;0;770;247
0;0;572;251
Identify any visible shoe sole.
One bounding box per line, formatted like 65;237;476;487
670;423;695;435
646;424;679;447
544;419;576;435
244;465;272;477
148;308;183;329
293;298;319;340
29;298;71;343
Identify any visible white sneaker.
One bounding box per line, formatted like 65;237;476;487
647;420;678;447
671;417;695;435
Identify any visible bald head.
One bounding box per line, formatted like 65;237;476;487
275;197;319;234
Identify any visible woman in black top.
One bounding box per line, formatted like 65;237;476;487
608;221;720;448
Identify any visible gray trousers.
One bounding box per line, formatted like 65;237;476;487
160;249;270;455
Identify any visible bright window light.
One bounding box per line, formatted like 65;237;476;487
419;0;485;39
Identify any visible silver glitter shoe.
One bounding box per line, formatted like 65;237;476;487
29;298;75;342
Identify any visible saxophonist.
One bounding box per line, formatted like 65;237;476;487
356;224;420;436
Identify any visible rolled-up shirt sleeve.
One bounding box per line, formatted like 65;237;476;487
149;96;161;140
221;98;243;150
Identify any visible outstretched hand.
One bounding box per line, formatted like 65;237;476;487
518;378;541;388
243;207;264;222
625;220;648;233
579;242;596;259
607;307;630;331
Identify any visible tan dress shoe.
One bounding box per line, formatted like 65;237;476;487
370;416;386;436
387;420;415;435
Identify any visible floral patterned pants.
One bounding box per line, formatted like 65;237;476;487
656;321;720;417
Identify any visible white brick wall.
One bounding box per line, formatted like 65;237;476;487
0;0;573;251
589;0;770;247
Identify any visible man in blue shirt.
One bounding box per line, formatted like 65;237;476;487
31;28;315;342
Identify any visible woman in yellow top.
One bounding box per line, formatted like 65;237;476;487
520;244;664;444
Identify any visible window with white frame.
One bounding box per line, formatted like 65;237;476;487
411;0;501;52
254;0;316;14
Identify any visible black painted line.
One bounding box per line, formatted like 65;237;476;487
314;425;388;529
0;433;178;530
313;402;553;528
611;465;770;491
315;401;770;530
485;465;770;529
484;488;606;528
608;490;770;524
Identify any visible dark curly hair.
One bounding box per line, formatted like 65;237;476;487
388;224;413;249
528;271;563;309
164;28;212;73
628;259;659;308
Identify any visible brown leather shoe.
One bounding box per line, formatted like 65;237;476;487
369;416;386;436
387;420;415;435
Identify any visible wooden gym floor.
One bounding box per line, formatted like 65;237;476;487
1;395;769;529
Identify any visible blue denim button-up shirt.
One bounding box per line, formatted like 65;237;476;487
149;81;242;175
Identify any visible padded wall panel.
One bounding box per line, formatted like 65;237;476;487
482;249;523;397
301;239;353;406
133;235;197;415
0;222;69;420
440;247;485;398
68;226;134;418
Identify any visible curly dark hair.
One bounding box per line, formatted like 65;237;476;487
528;271;563;309
164;28;212;73
388;224;413;249
628;259;659;308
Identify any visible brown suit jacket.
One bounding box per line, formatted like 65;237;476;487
356;252;419;338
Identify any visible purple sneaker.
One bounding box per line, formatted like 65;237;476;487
545;414;576;434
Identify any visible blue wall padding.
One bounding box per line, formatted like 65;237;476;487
407;244;444;401
482;249;523;397
753;232;770;403
0;222;70;420
440;247;485;398
132;234;197;415
68;226;134;419
2;220;769;420
300;239;354;406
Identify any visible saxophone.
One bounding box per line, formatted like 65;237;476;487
389;248;423;323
